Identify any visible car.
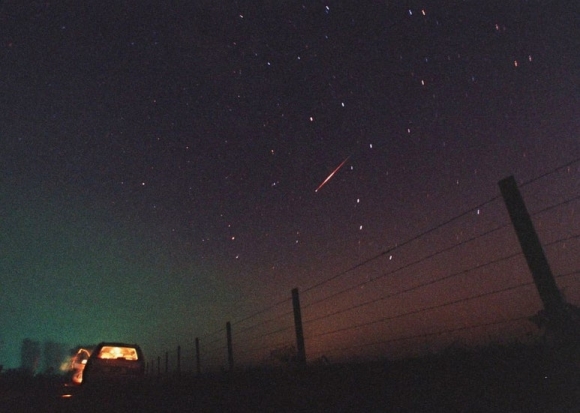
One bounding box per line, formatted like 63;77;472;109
82;342;145;385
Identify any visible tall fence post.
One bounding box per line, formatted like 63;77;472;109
195;337;201;376
292;288;307;367
499;176;567;316
498;175;579;344
226;321;234;372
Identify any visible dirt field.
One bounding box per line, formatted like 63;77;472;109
2;344;579;412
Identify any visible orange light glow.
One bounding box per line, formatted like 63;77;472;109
98;346;139;360
70;348;92;384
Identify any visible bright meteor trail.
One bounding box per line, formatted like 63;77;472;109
315;156;350;192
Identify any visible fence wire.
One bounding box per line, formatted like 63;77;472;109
158;159;580;370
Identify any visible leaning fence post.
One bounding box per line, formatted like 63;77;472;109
226;321;234;372
292;288;307;367
498;176;567;320
498;175;580;348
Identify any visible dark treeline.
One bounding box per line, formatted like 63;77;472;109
18;338;68;374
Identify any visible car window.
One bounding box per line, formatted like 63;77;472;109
98;346;139;360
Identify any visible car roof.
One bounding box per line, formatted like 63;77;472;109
95;342;141;348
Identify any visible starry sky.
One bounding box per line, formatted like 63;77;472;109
1;1;579;370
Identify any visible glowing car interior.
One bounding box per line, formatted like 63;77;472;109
98;346;139;360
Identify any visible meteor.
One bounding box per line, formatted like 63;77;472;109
315;156;350;192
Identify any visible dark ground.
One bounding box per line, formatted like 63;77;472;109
2;344;579;412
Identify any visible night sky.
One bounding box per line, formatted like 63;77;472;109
1;1;579;370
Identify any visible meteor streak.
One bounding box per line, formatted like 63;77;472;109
315;156;350;192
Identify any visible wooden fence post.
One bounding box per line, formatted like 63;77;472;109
226;321;234;372
499;176;567;318
499;175;580;345
195;337;201;376
165;351;169;374
177;345;181;375
292;288;307;367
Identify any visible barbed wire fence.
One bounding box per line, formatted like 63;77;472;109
149;158;580;376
